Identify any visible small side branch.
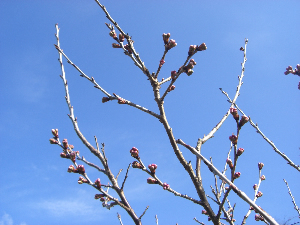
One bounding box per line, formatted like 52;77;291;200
139;206;149;220
117;213;124;225
77;156;105;173
121;164;131;191
283;179;300;217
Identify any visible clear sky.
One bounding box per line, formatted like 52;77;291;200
0;1;299;225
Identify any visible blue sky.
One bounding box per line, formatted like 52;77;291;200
0;1;299;225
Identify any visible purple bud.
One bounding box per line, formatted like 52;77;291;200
130;147;139;158
94;178;101;188
236;148;244;156
233;172;241;179
77;165;85;174
229;134;238;145
147;177;158;184
163;182;170;190
148;164;158;173
239;116;249;127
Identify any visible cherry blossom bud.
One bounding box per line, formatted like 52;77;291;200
118;98;126;104
253;184;258;190
240;47;245;51
168;85;176;92
67;165;76;173
202;210;208;215
95;194;105;199
60;152;70;159
284;65;293;75
239;116;249;127
102;97;110;103
148;164;158;173
226;158;234;169
186;69;194;76
69;145;74;149
163;183;170;190
166;39;177;50
51;129;59;138
188;45;196;56
77;165;85;174
230;107;239;121
62;139;69;149
237;148;244;156
49;138;58;144
70;152;76;162
233;172;241;179
159;59;165;67
119;33;124;42
124;44;132;54
196;43;207;51
162;33;171;44
256;191;263;198
112;43;121;48
94;178;101;188
229;134;238;145
78;176;88;184
258;162;264;170
100;197;106;202
147;177;158;184
171;70;177;79
255;214;264;221
132;161;143;169
130;147;139;158
260;175;266;180
109;30;117;39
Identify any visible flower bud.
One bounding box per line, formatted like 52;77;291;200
239;116;249;128
236;148;244;156
102;97;110;103
188;45;196;56
132;161;143;169
67;165;76;173
49;138;58;144
233;172;241;179
253;184;258;190
171;70;177;79
163;183;170;190
78;176;88;184
256;191;263;198
229;134;238;145
162;33;171;44
168;85;175;92
119;33;124;42
77;165;85;174
159;59;165;67
95;193;105;199
130;147;139;158
60;152;69;158
226;158;234;169
51;129;59;138
186;69;194;76
109;30;117;39
260;175;266;180
62;139;69;149
166;39;177;50
230;107;239;121
124;44;132;54
258;162;264;170
202;210;208;215
148;164;158;173
147;177;158;184
112;43;121;48
196;43;207;51
255;214;264;221
118;98;126;104
94;178;101;188
70;152;76;162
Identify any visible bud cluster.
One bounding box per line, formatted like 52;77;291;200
183;59;197;76
148;164;158;173
67;165;85;174
163;182;170;190
233;172;241;179
78;176;88;184
230;107;249;127
132;161;143;169
130;147;139;158
284;64;300;76
162;33;177;50
229;134;238;145
49;129;59;144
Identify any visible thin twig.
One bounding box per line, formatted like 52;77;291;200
155;215;158;225
77;156;105;173
194;217;206;225
139;206;149;220
283;179;300;217
121;164;131;190
117;213;123;225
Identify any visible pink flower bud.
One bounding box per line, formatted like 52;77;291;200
109;30;117;39
230;107;239;121
239;116;249;127
60;152;69;158
162;33;171;44
202;210;208;215
130;147;139;158
132;161;143;169
256;191;263;198
147;177;158;184
163;183;170;190
51;129;59;138
159;59;165;67
148;164;158;173
188;45;197;56
168;85;176;92
255;214;264;221
258;162;264;170
233;172;241;179
94;178;101;188
186;69;194;76
253;184;258;190
260;175;266;180
118;98;126;104
69;145;74;149
229;134;238;145
102;97;110;103
171;70;177;79
62;139;69;149
70;152;77;163
196;43;207;51
67;165;76;173
226;158;234;169
119;33;124;42
237;148;244;156
78;176;88;184
49;138;58;144
112;43;121;48
77;165;85;174
166;39;177;50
